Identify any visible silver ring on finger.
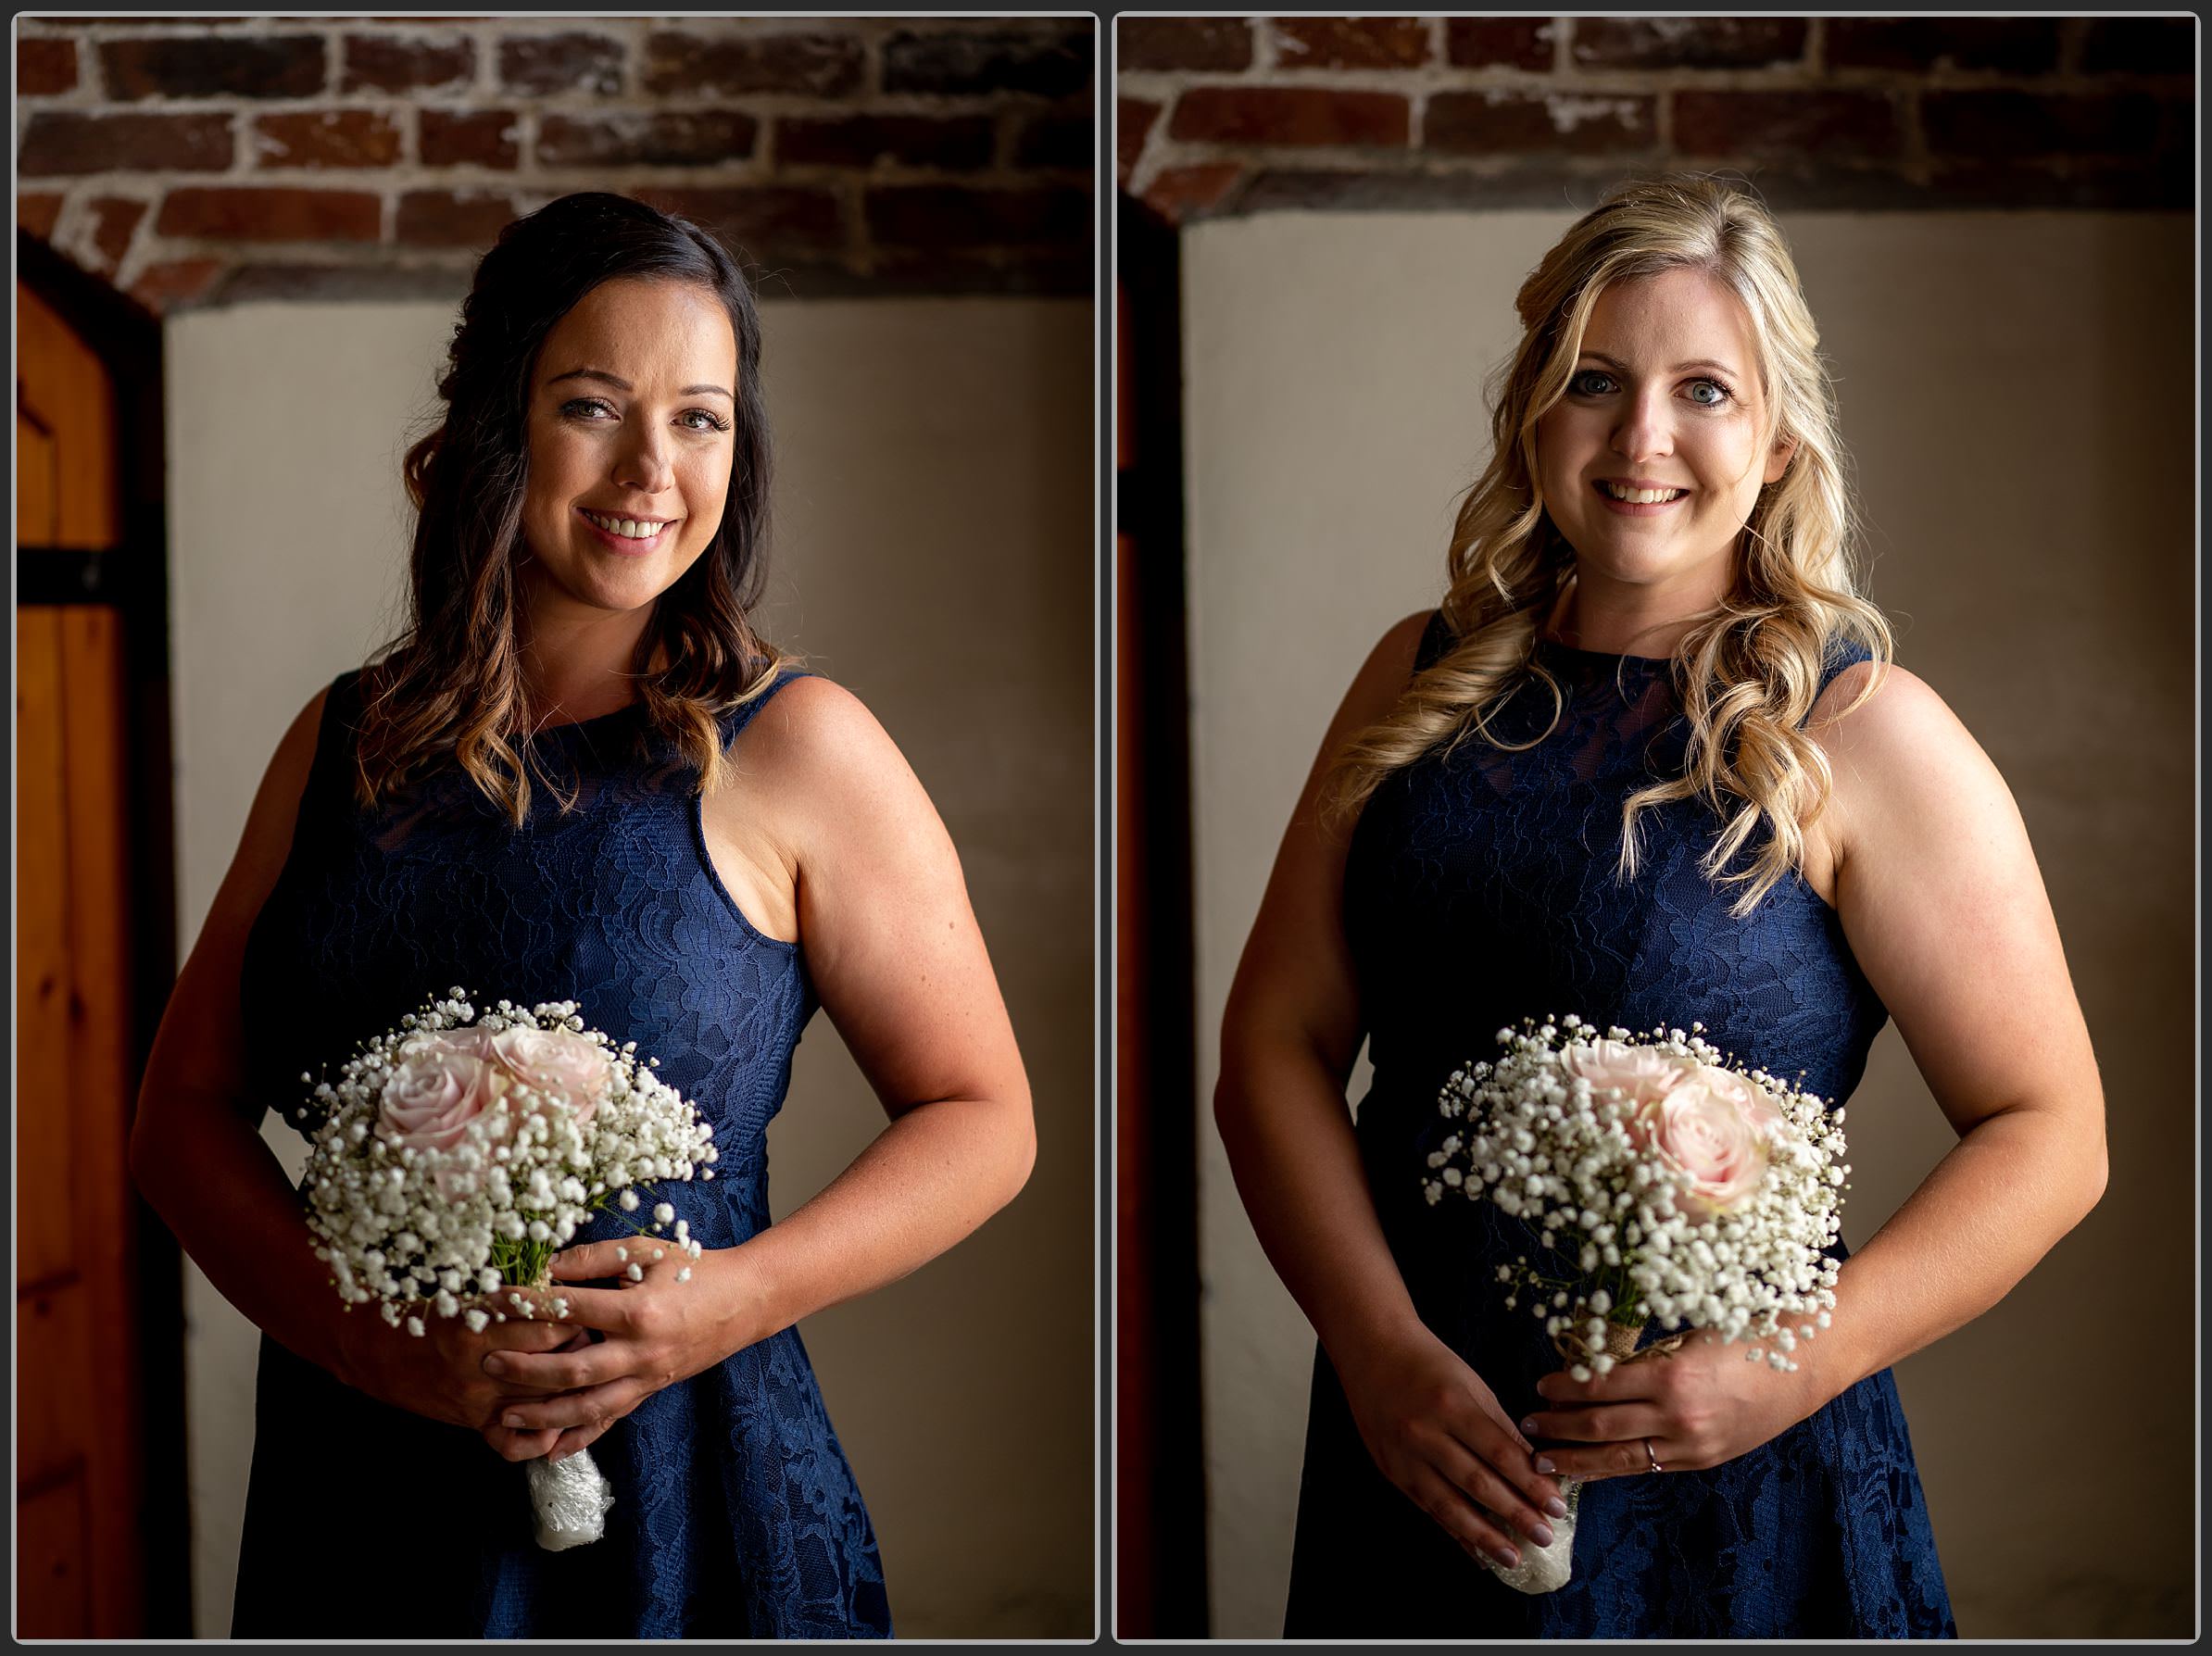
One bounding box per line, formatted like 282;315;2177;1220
1643;1437;1664;1474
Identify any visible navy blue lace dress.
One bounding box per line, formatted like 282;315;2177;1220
1283;615;1955;1637
231;668;891;1639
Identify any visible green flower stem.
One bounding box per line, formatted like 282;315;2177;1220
487;1189;674;1297
1510;1225;1650;1332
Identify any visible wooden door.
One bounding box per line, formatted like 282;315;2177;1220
17;278;150;1637
1114;207;1207;1637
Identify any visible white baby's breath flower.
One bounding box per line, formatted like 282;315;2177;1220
1424;1016;1848;1375
296;990;721;1353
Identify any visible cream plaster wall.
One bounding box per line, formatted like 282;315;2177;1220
1183;211;2193;1639
164;296;1094;1637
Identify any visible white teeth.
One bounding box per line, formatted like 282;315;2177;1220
584;511;666;539
1600;483;1686;505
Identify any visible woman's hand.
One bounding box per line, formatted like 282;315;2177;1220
1334;1324;1568;1570
1519;1331;1831;1481
334;1296;584;1437
477;1237;760;1464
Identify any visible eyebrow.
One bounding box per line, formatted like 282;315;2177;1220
547;367;733;400
1579;352;1741;377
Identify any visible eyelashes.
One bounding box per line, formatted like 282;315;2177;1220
559;396;733;434
1566;369;1738;408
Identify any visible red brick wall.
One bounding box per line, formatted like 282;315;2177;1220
1117;15;2193;221
15;16;1095;312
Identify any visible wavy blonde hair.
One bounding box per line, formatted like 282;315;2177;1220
1328;174;1891;914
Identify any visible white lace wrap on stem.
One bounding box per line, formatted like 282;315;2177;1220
525;1446;616;1550
1483;1318;1685;1596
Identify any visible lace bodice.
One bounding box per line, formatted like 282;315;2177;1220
1347;621;1888;1133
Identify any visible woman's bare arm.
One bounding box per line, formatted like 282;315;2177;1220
1214;611;1565;1567
130;693;349;1370
1803;662;2106;1391
1213;613;1428;1367
719;675;1037;1330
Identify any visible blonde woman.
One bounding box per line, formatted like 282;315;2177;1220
1214;176;2103;1637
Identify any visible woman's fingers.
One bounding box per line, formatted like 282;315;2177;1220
1405;1465;1525;1569
1534;1433;1670;1484
1522;1397;1675;1483
466;1324;592;1398
483;1335;628;1392
1455;1401;1566;1520
1523;1400;1668;1447
480;1423;563;1463
547;1418;615;1464
1433;1437;1559;1548
511;1282;641;1337
472;1315;583;1353
496;1376;645;1435
547;1238;673;1282
1535;1361;1645;1407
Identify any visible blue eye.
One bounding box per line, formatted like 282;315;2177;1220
1686;379;1732;408
1569;369;1617;396
678;408;733;434
560;397;614;421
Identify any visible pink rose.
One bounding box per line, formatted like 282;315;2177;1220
1561;1038;1696;1108
1629;1063;1782;1219
378;1034;511;1153
483;1026;612;1126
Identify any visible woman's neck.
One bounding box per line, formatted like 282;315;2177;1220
515;596;656;730
1541;568;1724;659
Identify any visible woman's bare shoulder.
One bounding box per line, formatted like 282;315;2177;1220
1812;659;1983;772
716;671;937;843
182;684;333;972
725;671;900;778
240;687;333;872
1808;658;2017;858
1335;608;1439;728
1367;608;1439;683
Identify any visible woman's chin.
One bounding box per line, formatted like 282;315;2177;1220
559;552;685;614
1564;537;1733;595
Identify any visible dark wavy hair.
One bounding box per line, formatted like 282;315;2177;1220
354;191;787;823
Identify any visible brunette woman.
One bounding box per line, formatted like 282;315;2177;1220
132;193;1034;1637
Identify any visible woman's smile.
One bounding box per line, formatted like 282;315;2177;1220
1593;477;1692;515
574;506;682;555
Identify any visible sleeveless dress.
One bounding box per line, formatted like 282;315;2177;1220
1282;615;1955;1637
230;668;892;1639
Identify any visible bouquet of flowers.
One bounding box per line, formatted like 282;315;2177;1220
1422;1014;1850;1593
295;988;719;1549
